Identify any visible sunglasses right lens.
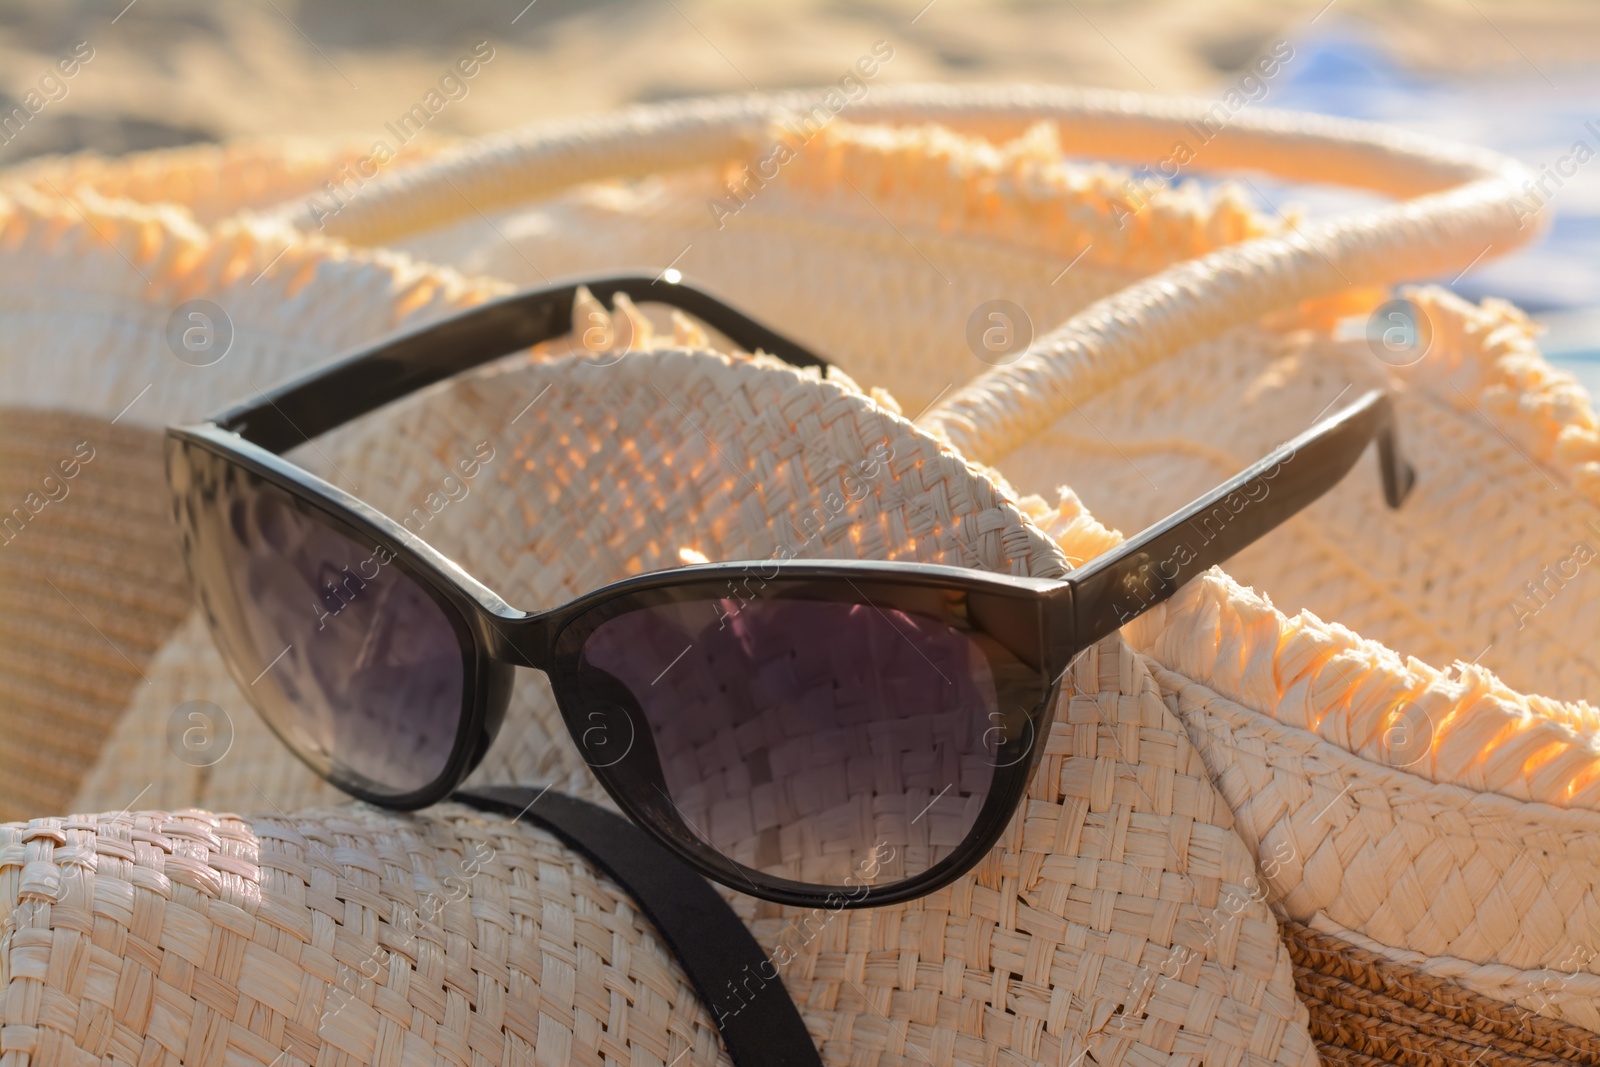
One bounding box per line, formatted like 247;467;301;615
170;440;468;799
566;585;1039;893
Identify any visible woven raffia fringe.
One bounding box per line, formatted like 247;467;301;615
3;84;1599;1063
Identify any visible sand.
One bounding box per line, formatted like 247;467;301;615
2;0;1598;164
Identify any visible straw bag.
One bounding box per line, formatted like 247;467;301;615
3;84;1596;1066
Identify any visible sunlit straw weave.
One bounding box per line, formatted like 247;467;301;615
3;84;1596;1065
0;804;734;1066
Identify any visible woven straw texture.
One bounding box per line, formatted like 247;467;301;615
1280;919;1600;1066
0;412;190;819
0;155;505;827
0;138;1324;1065
0;329;1327;1064
6;642;1322;1067
0;804;734;1067
294;89;1600;1034
2;84;1596;1064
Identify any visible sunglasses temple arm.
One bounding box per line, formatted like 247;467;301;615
212;276;828;453
1060;389;1414;652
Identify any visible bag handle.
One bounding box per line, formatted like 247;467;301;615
916;128;1531;462
295;84;1533;465
455;787;822;1067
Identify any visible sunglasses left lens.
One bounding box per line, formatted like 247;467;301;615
171;440;467;799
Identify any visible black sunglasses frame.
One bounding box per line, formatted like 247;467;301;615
167;273;1413;909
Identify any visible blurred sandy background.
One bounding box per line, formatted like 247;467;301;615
2;0;1598;160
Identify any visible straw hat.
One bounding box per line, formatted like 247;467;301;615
4;85;1598;1065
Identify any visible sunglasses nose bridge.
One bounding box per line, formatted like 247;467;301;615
475;608;560;671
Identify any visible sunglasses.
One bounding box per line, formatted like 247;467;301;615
166;275;1413;908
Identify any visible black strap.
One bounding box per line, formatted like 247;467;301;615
454;787;821;1067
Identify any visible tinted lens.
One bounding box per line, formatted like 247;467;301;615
570;587;1032;891
173;442;467;798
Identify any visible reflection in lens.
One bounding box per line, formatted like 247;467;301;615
178;447;464;796
578;595;1002;889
